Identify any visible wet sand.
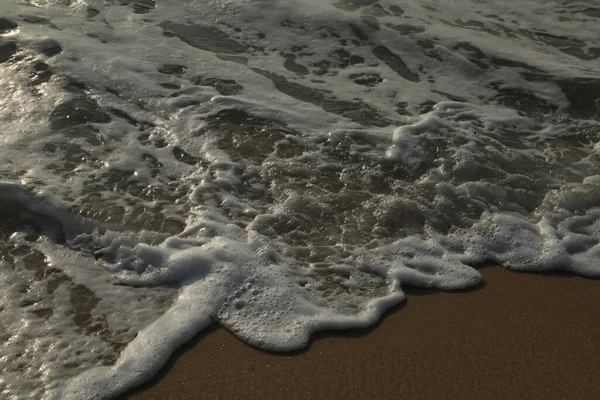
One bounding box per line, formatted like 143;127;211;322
124;266;600;400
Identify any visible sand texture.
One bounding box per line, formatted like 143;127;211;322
124;267;600;400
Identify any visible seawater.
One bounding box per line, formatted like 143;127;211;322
1;0;599;398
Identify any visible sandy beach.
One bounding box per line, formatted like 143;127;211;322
123;266;600;400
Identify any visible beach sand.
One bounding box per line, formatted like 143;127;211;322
124;266;600;400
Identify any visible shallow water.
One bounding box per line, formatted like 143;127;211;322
0;0;599;398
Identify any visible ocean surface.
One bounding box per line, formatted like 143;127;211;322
0;0;599;398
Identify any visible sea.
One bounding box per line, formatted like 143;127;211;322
1;0;599;398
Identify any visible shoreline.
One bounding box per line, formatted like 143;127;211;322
122;266;600;400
